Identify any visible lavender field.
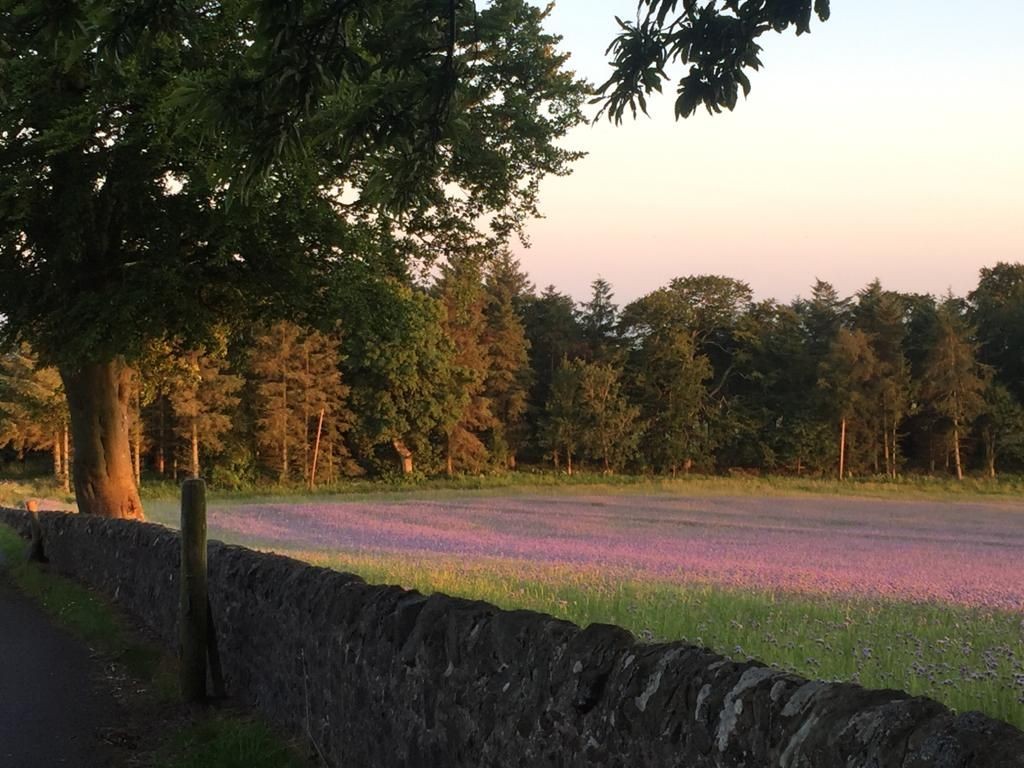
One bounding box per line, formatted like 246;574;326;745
179;493;1024;611
147;490;1024;725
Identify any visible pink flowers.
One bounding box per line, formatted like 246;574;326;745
208;494;1024;611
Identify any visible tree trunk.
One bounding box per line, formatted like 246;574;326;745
984;428;996;479
52;430;62;485
309;407;325;490
953;421;964;481
445;434;454;477
62;424;71;494
566;449;573;477
393;439;414;475
157;397;166;476
133;400;142;487
837;421;846;479
59;361;144;519
191;419;200;478
882;418;891;478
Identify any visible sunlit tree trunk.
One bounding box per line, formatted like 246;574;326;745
133;395;142;486
62;424;71;493
393;439;414;475
952;420;964;481
157;397;166;476
60;360;144;519
52;430;62;485
190;419;200;478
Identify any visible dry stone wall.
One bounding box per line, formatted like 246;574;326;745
2;507;1021;767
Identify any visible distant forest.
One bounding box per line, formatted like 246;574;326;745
3;257;1024;487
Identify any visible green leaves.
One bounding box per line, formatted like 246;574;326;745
596;0;829;121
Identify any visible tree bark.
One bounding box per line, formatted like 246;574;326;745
52;430;62;485
62;424;71;493
157;396;166;476
191;419;200;478
60;360;144;519
953;421;964;481
133;398;142;486
392;439;414;475
838;417;847;481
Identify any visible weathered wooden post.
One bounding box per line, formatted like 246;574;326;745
179;478;208;703
26;499;47;563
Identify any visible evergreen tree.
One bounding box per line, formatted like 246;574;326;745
436;255;494;475
483;252;533;469
579;278;620;362
969;263;1024;402
819;329;879;479
976;384;1024;478
168;341;243;480
250;321;353;483
541;360;585;475
853;281;912;478
0;344;70;489
522;286;583;459
577;362;641;473
920;300;990;480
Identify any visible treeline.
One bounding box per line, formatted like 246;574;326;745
3;258;1024;486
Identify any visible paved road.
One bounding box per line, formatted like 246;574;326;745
0;555;118;768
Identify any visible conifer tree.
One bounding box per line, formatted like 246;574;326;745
436;255;494;475
920;300;990;481
168;341;243;480
250;321;354;484
542;360;585;475
483;252;533;469
854;281;912;478
576;361;641;473
0;344;70;489
580;278;620;362
819;329;879;479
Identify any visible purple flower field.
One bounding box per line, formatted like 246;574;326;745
204;493;1024;611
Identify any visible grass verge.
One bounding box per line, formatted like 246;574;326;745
0;524;310;768
300;547;1024;730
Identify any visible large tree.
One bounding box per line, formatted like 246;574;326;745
0;0;586;516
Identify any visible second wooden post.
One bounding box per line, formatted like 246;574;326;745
179;478;208;703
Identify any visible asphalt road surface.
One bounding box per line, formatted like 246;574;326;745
0;555;118;768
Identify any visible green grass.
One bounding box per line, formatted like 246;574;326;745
297;548;1024;730
134;470;1024;508
160;715;309;768
0;478;75;509
0;524;311;768
8;469;1024;512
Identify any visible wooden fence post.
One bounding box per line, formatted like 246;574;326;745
26;499;47;563
179;478;208;703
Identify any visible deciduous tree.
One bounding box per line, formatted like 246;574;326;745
0;0;586;516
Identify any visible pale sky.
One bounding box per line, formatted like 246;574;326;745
511;1;1024;305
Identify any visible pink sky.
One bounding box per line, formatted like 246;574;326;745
511;1;1024;305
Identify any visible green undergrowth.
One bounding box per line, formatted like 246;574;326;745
302;548;1024;731
136;470;1024;508
0;524;311;768
6;471;1024;512
0;478;75;508
160;714;309;768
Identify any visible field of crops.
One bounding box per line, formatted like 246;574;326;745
146;491;1024;728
